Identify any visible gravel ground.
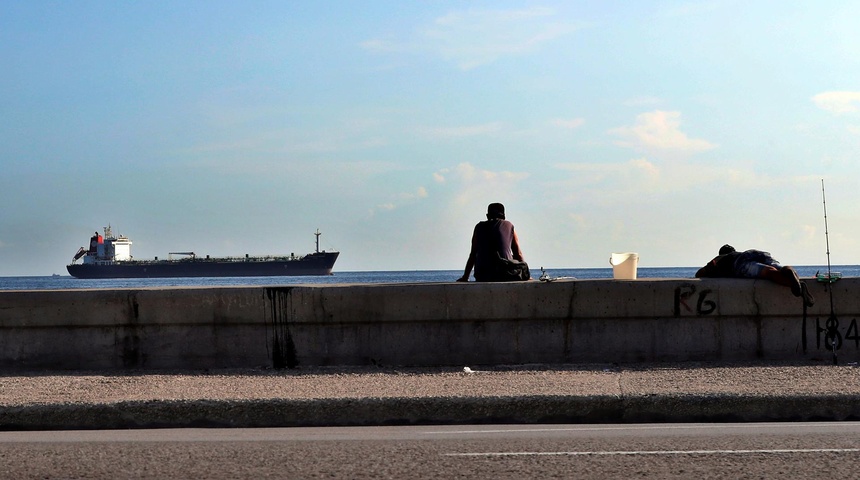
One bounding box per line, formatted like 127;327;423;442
2;361;859;407
2;361;859;429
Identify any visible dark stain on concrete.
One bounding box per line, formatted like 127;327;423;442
266;288;299;369
121;292;142;367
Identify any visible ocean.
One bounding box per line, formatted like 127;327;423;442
1;265;856;290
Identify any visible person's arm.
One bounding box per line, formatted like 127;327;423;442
457;252;475;282
695;258;718;278
458;227;478;282
511;229;524;261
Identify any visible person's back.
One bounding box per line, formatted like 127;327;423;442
695;252;741;278
472;218;516;281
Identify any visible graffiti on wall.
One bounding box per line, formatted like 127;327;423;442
809;315;860;352
675;283;857;357
673;284;716;316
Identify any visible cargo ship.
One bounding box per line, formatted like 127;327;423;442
67;226;338;279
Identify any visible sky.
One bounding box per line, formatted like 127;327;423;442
3;1;860;276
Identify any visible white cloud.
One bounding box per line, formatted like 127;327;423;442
551;118;585;129
801;224;817;242
359;39;401;53
434;162;530;207
416;122;503;138
551;155;820;206
401;186;428;200
629;158;660;179
442;162;529;183
567;212;588;230
363;7;582;70
623;96;663;107
372;186;430;215
555;157;661;189
812;91;860;114
609;110;716;154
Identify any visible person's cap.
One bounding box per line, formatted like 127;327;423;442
487;203;505;219
719;244;736;255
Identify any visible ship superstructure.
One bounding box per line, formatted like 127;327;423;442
72;225;132;265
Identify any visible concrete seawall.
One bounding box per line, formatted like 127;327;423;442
1;278;858;371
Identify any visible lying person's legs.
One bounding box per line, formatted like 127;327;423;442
758;265;797;289
758;265;814;306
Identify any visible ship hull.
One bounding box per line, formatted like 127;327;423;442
67;252;339;279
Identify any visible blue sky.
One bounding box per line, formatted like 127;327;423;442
3;1;860;276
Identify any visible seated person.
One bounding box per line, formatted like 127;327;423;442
457;202;528;282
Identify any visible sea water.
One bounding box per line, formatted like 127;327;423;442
1;265;857;290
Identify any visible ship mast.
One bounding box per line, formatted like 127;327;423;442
315;229;321;253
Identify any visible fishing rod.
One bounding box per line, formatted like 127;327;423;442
820;179;841;364
822;179;835;285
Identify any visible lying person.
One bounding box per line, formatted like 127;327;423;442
696;244;814;307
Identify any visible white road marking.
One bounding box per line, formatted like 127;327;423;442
423;422;852;435
446;448;860;457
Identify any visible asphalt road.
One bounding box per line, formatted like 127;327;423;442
1;422;859;479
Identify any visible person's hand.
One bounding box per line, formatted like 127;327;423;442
456;276;469;282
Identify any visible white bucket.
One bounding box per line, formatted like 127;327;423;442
609;252;639;279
